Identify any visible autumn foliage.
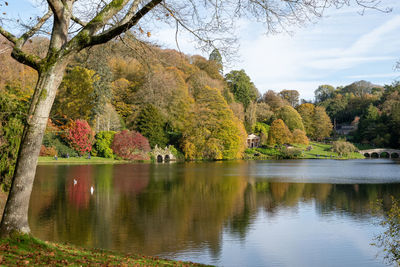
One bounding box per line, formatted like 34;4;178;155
292;129;309;145
267;119;292;146
111;130;151;160
66;120;94;155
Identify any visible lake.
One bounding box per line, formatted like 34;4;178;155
29;159;400;266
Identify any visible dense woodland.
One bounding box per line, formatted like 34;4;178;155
0;35;399;191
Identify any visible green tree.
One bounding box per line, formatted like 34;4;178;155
134;104;168;148
276;105;305;131
225;70;259;110
314;84;336;103
253;122;269;146
331;141;356;156
94;131;116;158
267;119;292;146
320;94;348;123
0;86;29;191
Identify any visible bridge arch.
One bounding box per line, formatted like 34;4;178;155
380;152;390;158
371;152;379;158
360;148;400;159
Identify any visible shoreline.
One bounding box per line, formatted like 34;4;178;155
0;234;208;266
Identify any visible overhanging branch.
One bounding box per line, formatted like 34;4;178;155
87;0;162;47
71;15;87;27
20;8;53;45
0;26;18;44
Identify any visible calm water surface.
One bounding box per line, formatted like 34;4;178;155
29;159;400;266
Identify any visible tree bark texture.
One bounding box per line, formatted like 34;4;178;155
0;61;67;238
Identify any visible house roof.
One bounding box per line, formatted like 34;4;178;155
247;134;260;140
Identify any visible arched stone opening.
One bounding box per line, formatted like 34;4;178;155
157;155;163;162
371;152;379;158
364;153;370;158
380;152;390;158
164;155;170;162
391;153;399;159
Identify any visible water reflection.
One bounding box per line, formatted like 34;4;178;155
29;160;400;266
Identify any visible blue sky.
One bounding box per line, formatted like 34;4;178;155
3;0;400;100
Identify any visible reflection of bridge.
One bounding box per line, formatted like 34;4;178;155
359;149;400;158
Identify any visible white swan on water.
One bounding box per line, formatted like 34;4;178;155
73;179;77;186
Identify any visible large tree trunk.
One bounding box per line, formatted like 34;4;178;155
0;61;67;238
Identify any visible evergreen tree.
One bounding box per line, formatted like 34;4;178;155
135;104;168;148
225;70;259;110
209;48;223;74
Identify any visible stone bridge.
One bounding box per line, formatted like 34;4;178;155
151;145;175;162
359;148;400;158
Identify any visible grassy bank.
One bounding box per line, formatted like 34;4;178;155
0;234;207;266
294;142;364;159
245;142;364;160
38;156;129;164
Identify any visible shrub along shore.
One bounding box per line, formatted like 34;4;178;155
37;141;365;165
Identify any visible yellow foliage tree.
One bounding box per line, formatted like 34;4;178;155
292;129;309;145
53;66;99;121
182;86;246;160
267;119;292;146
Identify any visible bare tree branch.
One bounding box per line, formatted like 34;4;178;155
71;0;162;50
20;8;53;45
0;25;17;44
71;14;87;27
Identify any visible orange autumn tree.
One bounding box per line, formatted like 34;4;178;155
267;119;292;146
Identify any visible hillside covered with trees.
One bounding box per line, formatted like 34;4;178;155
1;34;399;192
314;81;400;149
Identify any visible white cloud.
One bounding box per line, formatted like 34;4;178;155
230;6;400;98
347;72;400;79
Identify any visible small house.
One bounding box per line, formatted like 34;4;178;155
247;134;260;148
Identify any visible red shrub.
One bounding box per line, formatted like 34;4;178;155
111;130;150;160
66;120;94;155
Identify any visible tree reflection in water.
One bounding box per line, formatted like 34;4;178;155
372;196;400;266
29;162;400;264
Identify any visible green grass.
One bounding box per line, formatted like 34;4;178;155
38;156;129;164
0;234;208;266
293;142;364;159
245;142;364;160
